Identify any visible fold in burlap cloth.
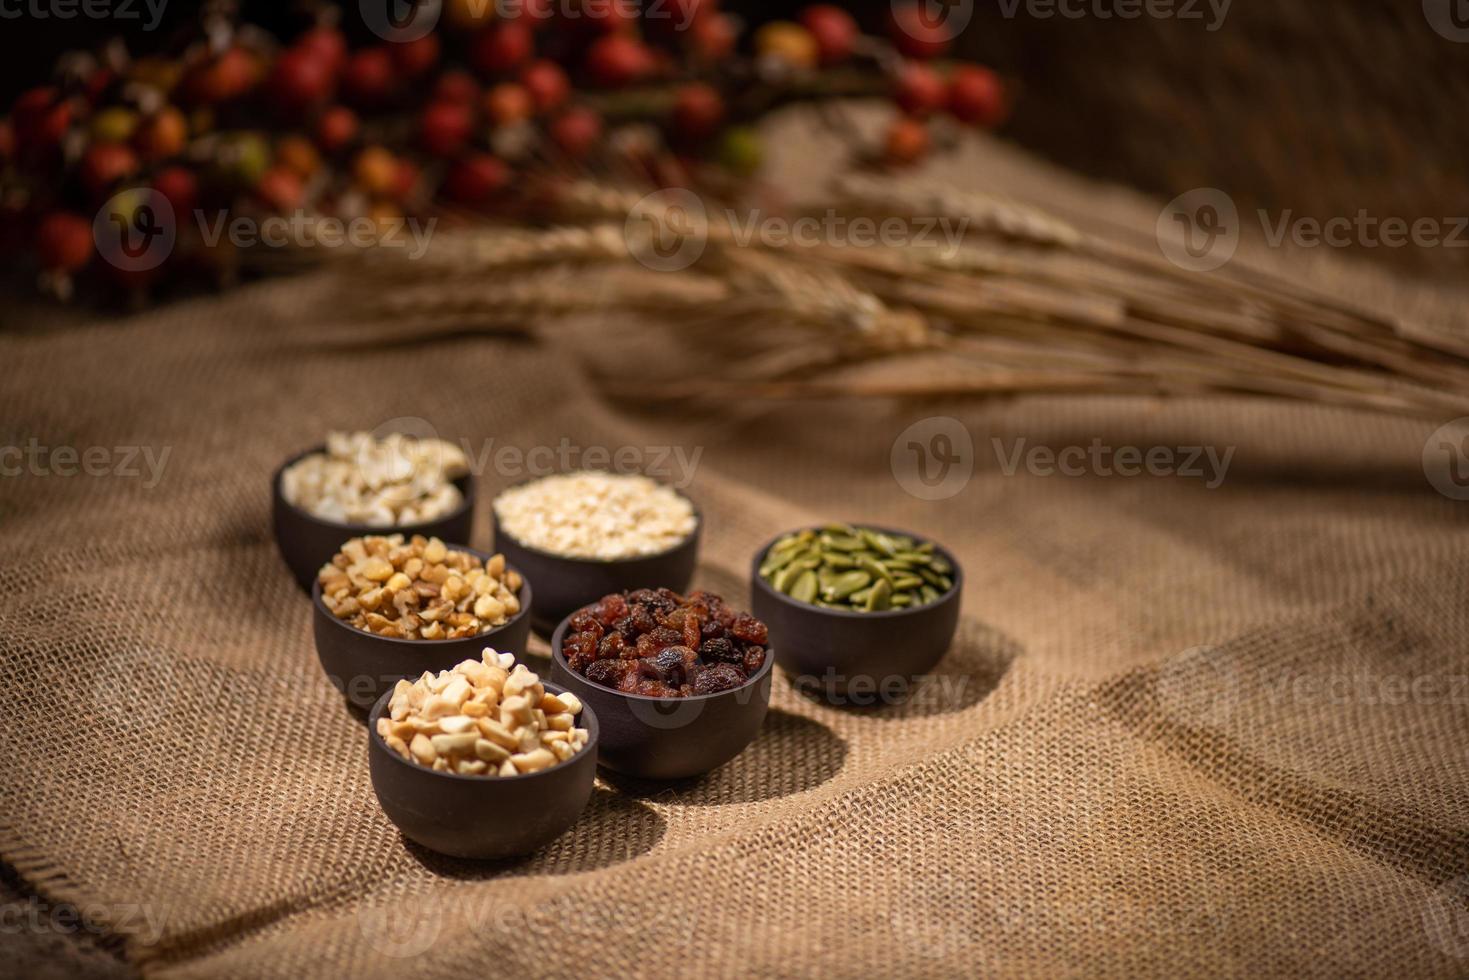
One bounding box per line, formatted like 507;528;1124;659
2;120;1467;977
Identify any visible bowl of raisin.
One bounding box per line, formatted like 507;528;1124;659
549;588;774;780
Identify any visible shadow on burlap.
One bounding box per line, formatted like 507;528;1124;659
2;120;1468;978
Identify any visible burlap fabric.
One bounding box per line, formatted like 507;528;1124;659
3;122;1468;978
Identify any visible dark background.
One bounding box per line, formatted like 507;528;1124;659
2;0;1467;278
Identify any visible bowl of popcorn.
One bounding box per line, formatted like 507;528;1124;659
369;650;598;859
550;589;773;780
312;535;533;710
273;431;475;591
491;471;700;633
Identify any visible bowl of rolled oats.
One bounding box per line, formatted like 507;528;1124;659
368;650;599;859
311;535;533;710
273;431;476;592
491;470;701;633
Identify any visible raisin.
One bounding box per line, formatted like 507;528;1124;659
636;627;681;656
730;612;768;645
598;631;629;660
699;637;741;665
586;658;630;689
742;645;766;675
568;608;602;635
652;645;701;685
682;613;702;650
593;593;629;627
636;678;677;697
693;663;745;694
623;605;657;636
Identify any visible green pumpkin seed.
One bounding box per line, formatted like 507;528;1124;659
790;569;819;603
759;524;951;613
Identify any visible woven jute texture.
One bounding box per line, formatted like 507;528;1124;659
2;125;1468;978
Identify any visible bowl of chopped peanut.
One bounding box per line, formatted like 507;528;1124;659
368;651;599;859
273;435;477;593
312;537;533;710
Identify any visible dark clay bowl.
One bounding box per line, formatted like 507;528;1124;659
549;610;772;780
750;525;963;704
491;487;700;635
312;546;533;711
272;444;477;593
367;680;598;859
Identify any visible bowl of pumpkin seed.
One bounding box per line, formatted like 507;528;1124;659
750;524;962;703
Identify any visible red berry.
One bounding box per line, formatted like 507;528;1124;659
889;3;952;60
472;22;533;76
418;100;474;157
185;46;260;104
648;0;711;38
484;83;533;126
433;70;480;107
13;87;71;160
343;48;396;106
152;166;199;216
893;61;946;117
672;84;724;140
269;46;335;114
884;116;929;165
36;212;94;272
948;65;1007;126
390;34;440;77
298;27;347;74
256;166;305;212
133;107;188;162
549;107;602;158
585;34;653;88
391;159;421;202
519;60;569;113
689;11;737;61
800;5;859;65
81;142;140;199
315;105;359;154
354;146;399;196
443;154;509;204
0;119;12;161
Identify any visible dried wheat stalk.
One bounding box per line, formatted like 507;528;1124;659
330;176;1469;420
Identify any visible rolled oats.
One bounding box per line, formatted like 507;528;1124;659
492;471;697;560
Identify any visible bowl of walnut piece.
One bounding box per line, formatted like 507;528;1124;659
312;535;533;710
